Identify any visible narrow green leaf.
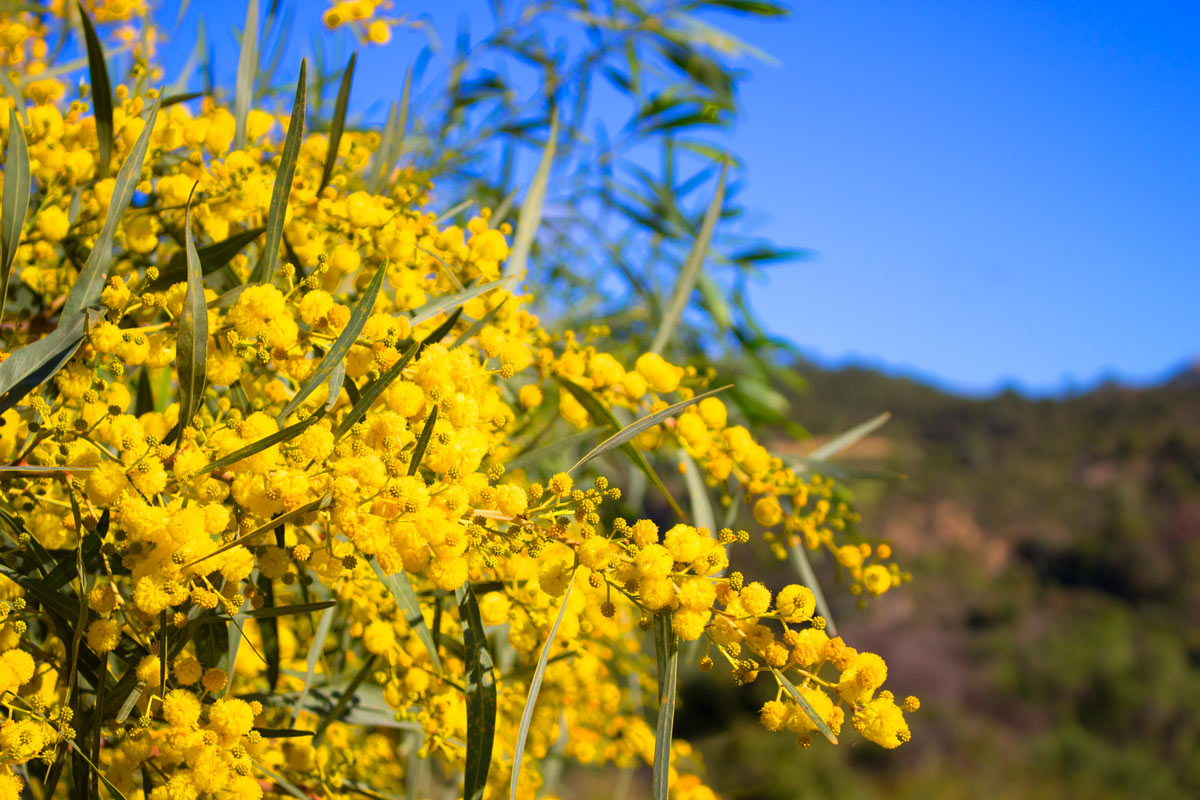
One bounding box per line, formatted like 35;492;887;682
706;0;790;16
254;761;311;800
510;583;572;800
62;94;161;319
407;406;438;477
368;101;399;195
161;91;204;108
175;190;208;447
504;110;557;282
291;604;336;726
277;259;388;424
785;455;905;483
409;277;506;327
369;69;411;194
148;226;266;290
253;727;315;738
76;2;113;178
505;427;605;474
0;71;25;119
257;576;281;690
232;0;259;150
184;494;329;569
115;681;145;724
332;340;419;441
652;614;678;800
0;107;30;321
193;611;229;668
554;377;687;520
0;313;86;414
433;199;473;225
696;272;732;330
320;52;356;191
456;583;497;800
808;411;891;460
773;667;838;743
252;60;305;284
313;653;377;745
371;561;441;674
650;161;727;355
571;385;731;472
325;361;346;412
191;410;324;477
451;298;507;349
242;600;336;620
225;595;249;689
787;543;837;637
680;451;715;533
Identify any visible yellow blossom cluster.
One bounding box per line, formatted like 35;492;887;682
0;4;916;799
323;0;397;45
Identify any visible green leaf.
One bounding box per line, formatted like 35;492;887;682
773;667;838;744
808;411;891;460
410;277;507;327
76;2;113;178
325;361;346;412
184;494;330;570
785;455;905;483
0;71;25;119
680;451;715;533
332;341;419;441
571;385;731;473
451;297;507;349
62;94;161;319
161;91;204;108
148;226;265;291
372;561;441;674
650;161;727;355
254;760;311;800
695;272;731;331
456;583;497;800
252;60;305;284
369;69;411;194
277;259;388;424
0;107;30;321
505;427;606;474
257;576;281;691
554;377;687;520
510;583;572;800
652;614;678;800
174;192;208;447
291;604;336;726
115;681;145;724
704;0;790;16
252;727;315;738
408;406;438;477
232;0;259;150
504;110;558;282
320;52;356;191
313;653;377;745
0;313;86;414
193;611;229;668
239;600;336;621
191;410;325;478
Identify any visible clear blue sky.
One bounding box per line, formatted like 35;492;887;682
160;1;1200;395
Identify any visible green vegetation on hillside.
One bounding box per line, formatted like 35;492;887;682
684;361;1200;799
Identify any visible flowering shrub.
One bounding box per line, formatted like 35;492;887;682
0;3;916;799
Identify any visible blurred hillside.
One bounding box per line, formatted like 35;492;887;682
678;360;1200;799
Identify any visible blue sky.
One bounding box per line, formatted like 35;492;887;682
160;1;1200;395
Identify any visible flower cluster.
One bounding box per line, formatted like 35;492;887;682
0;4;916;799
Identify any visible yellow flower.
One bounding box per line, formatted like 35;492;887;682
36;205;69;241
